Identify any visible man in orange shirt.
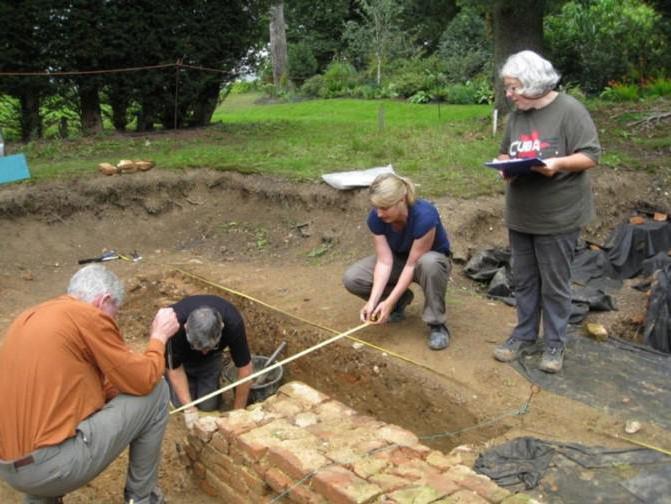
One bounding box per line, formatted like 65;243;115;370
0;265;179;504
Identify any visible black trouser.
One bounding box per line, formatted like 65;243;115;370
168;357;223;411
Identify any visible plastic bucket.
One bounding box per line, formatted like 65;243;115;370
223;354;284;405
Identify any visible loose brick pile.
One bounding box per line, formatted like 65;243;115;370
178;381;533;504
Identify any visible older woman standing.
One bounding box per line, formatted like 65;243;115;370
343;173;452;350
492;50;601;372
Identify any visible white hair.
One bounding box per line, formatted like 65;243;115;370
67;264;124;305
500;50;560;98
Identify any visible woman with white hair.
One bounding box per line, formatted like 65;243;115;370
492;50;601;373
343;173;453;350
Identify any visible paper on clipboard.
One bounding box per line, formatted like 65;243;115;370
484;157;545;177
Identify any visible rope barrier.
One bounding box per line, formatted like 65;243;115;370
0;62;231;77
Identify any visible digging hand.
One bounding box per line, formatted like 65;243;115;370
183;407;199;430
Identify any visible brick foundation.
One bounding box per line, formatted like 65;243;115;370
179;381;532;503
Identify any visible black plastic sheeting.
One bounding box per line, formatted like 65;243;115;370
511;327;671;431
475;437;671;503
464;217;671;328
463;244;620;322
644;264;671;353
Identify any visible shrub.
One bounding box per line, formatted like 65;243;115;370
444;83;477;105
299;75;324;98
600;82;640;102
288;42;318;85
386;56;447;98
321;61;358;98
642;77;671;97
408;91;433;104
546;0;668;94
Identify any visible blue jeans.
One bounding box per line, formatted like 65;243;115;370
509;229;579;348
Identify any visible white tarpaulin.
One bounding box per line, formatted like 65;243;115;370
321;165;395;190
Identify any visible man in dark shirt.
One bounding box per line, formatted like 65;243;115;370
165;295;253;428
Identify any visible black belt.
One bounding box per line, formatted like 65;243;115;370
13;455;34;469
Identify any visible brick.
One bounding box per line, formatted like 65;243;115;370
440;489;489;503
183;442;199;462
267;444;329;480
324;446;361;466
289;484;329;504
265;467;292;493
235;418;318;464
215;408;268;441
278;381;329;408
193;415;219;442
385;485;442;504
200;445;235;482
192;461;206;479
294;412;319;428
443;464;478;485
206;470;250;504
369;473;412;493
376;425;420;448
263;395;305;417
351;457;389;479
312;466;382;504
374;446;424;467
423;472;461;497
240;464;271;497
426;450;460;471
459;474;511;503
314;400;357;420
187;432;205;453
210;431;229;454
501;494;540;504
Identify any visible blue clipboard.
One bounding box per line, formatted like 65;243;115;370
484;157;545;177
0;153;31;185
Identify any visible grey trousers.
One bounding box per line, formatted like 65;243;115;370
167;357;223;412
0;380;170;504
342;252;451;326
509;229;579;348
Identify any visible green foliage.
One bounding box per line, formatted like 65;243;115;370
342;0;411;84
288;42;319;85
438;6;492;83
443;83;477;105
545;0;668;94
600;83;640;102
300;75;325;98
642;77;671;97
322;62;359;98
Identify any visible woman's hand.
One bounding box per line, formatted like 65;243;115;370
532;157;560;177
360;301;377;322
370;300;393;324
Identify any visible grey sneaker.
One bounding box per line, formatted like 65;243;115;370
493;337;536;362
539;346;564;373
389;290;414;323
427;324;450;350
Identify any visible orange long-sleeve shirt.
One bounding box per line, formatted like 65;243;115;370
0;295;166;460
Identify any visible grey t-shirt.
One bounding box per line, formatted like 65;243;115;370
500;93;601;234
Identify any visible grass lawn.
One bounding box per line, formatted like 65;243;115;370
12;93;667;199
12;93;502;198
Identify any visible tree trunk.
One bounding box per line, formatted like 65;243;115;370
189;79;222;127
269;2;288;89
108;81;130;132
79;81;103;136
492;0;545;115
19;92;42;142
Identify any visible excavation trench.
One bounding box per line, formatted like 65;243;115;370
122;270;508;455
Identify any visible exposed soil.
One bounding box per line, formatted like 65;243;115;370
0;164;669;503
